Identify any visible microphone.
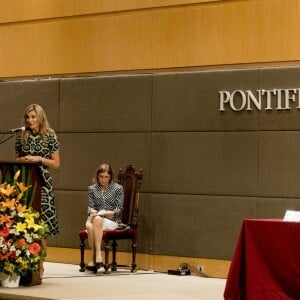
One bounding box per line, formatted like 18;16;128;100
8;126;26;133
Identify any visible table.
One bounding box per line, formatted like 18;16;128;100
223;219;300;300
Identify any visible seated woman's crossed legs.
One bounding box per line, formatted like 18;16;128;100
86;216;118;268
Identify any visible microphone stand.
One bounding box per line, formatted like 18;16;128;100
0;133;17;144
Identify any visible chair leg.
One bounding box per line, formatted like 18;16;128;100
131;239;137;272
104;240;110;274
111;240;117;271
79;238;86;272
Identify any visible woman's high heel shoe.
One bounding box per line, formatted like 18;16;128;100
85;262;103;274
95;261;104;269
86;265;97;271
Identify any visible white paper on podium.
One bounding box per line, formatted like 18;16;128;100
283;210;300;222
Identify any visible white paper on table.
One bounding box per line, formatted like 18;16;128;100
283;210;300;222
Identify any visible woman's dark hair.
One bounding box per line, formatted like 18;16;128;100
93;163;114;185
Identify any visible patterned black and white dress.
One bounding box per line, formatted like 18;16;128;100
15;131;60;236
87;183;124;223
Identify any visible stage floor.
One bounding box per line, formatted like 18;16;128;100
0;262;226;300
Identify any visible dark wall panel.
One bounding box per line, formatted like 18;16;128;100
152;70;260;132
60;75;152;132
259;131;300;198
1;67;300;260
48;190;87;247
256;197;300;219
140;194;257;259
58;132;150;191
0;80;60;133
151;132;259;195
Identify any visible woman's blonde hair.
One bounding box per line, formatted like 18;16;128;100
21;104;53;140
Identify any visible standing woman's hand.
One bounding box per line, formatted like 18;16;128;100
22;155;42;163
16;152;60;169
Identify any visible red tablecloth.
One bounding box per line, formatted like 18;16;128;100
224;219;300;300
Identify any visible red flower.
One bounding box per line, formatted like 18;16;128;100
0;251;13;261
29;243;40;255
15;238;26;248
0;227;10;237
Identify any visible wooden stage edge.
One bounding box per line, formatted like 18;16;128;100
46;246;230;279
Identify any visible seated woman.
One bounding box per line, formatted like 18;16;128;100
85;163;124;271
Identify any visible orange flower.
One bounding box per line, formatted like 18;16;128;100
16;203;27;214
16;181;31;193
0;184;14;197
1;198;16;210
0;227;10;237
16;192;23;202
0;214;13;225
29;243;40;255
15;238;26;248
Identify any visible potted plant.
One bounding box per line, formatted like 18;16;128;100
0;170;48;287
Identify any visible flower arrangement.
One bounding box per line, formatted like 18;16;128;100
0;170;48;277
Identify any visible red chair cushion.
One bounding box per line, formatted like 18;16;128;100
79;230;88;240
79;228;137;241
103;228;137;241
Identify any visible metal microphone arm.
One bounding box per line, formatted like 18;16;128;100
0;134;16;145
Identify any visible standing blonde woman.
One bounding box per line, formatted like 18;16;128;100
86;163;124;271
15;104;60;236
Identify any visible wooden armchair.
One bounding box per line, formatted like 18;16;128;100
79;164;143;273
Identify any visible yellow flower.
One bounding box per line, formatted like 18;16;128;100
24;212;34;222
13;170;21;180
15;222;27;232
4;262;15;274
26;218;42;232
0;171;48;276
16;257;28;268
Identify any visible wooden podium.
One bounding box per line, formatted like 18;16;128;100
0;161;42;212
